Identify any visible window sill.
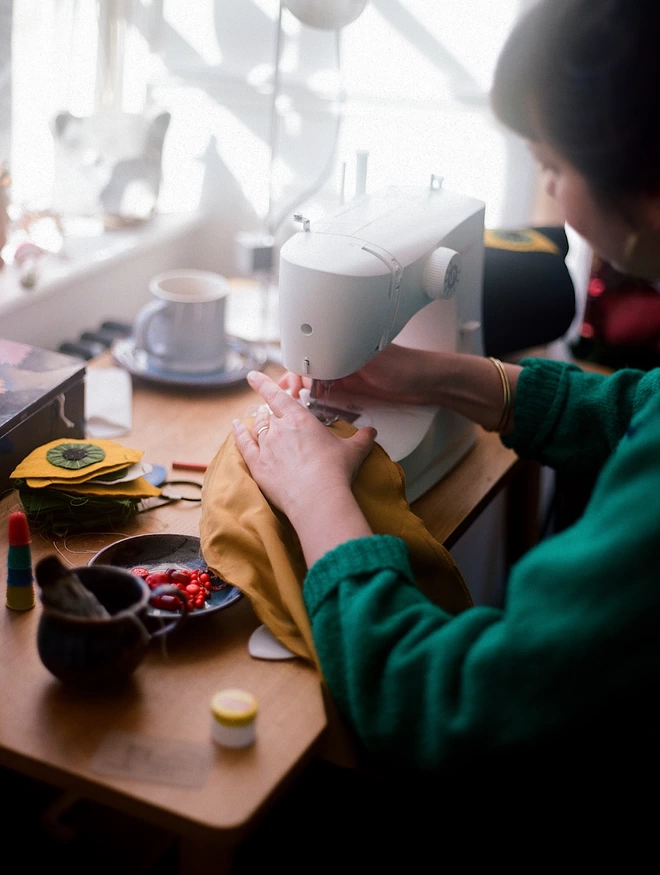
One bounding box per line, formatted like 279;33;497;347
0;211;207;351
0;212;204;318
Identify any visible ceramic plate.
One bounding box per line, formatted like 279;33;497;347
88;533;242;619
111;335;268;389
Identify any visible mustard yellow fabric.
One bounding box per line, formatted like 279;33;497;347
11;439;142;481
24;463;137;488
50;476;161;498
200;418;473;670
484;228;560;255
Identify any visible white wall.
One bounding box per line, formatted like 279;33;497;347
0;213;209;350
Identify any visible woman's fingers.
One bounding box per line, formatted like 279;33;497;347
347;426;378;472
277;372;307;397
353;426;378;454
232;418;259;465
247;370;304;419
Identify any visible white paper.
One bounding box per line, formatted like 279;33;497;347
85;367;133;438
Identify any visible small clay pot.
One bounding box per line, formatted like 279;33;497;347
37;564;186;690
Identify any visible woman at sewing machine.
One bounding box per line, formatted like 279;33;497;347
233;0;660;856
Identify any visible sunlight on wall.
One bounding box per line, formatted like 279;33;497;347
394;0;522;92
153;86;273;215
163;0;223;67
7;0;533;237
336;104;510;227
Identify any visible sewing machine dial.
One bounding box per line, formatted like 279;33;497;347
422;247;462;300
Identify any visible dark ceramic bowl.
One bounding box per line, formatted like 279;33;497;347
88;533;242;619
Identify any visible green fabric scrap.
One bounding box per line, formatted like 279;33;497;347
15;480;140;536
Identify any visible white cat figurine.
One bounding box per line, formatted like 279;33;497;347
50;110;171;224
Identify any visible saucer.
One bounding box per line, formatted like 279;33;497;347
111;335;268;388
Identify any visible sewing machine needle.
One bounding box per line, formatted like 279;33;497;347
307;379;335;424
310;378;319;410
320;380;334;417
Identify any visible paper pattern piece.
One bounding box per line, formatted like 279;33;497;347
92;730;212;787
248;624;297;660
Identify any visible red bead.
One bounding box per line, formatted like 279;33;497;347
151;594;180;611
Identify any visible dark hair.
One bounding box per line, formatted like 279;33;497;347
491;0;660;202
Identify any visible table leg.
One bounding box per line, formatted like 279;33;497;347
505;458;541;569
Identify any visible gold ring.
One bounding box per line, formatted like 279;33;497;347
256;425;270;438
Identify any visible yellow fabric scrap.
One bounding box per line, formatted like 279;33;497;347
50;476;161;499
11;439;143;480
484;228;560;255
24;462;136;488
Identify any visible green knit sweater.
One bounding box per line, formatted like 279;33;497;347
302;358;660;774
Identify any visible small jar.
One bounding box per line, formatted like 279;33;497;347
210;688;258;748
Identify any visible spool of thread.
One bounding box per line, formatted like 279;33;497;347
6;510;35;611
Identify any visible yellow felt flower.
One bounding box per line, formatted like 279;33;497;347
11;439;142;481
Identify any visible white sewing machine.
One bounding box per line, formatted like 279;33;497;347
278;177;485;502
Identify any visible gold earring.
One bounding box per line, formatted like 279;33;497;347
623;231;639;265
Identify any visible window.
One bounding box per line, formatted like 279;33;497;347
4;1;538;256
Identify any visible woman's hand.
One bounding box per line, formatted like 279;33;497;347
233;371;376;565
277;371;309;397
277;345;520;434
277;343;444;405
333;343;442;404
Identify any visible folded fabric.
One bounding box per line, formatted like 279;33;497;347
25;463;136;488
11;438;142;481
12;438;159;536
48;476;161;499
200;418;473;670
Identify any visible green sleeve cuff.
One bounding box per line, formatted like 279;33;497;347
303;535;412;615
502;357;582;456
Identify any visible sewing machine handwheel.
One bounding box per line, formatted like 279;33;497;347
422;247;462;300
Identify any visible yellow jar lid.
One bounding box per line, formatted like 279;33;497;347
211;689;258;727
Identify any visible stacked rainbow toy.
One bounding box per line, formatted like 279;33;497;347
6;510;35;611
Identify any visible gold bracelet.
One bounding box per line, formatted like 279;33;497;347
487;356;512;433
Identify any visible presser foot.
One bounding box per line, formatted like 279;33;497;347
304;395;339;424
305;378;360;425
312;409;340;425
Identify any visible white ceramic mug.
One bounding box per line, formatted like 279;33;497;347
134;269;231;374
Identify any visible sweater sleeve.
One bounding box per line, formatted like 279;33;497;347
503;358;660;473
303;393;660;773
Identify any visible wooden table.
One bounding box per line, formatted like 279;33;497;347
0;354;519;873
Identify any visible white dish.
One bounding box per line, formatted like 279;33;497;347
112;335;268;388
